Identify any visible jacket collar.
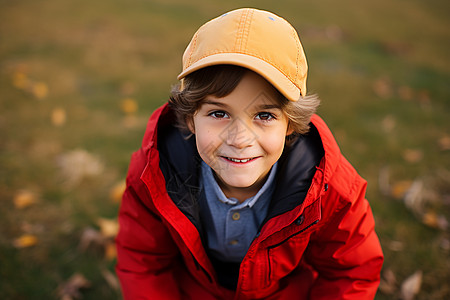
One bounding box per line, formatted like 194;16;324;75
143;104;336;233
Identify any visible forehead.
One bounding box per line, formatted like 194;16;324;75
204;70;283;108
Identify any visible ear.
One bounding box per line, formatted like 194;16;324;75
187;117;195;134
286;123;294;136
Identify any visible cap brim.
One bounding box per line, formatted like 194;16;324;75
177;53;303;101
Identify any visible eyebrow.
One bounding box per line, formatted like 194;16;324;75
202;99;229;107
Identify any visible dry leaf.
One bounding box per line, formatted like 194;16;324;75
78;227;105;252
97;218;119;238
110;180;126;203
438;136;450;151
31;82;48;99
57;273;91;300
57;149;104;187
391;180;413;199
51;108;67;127
12;72;30;90
400;270;422;300
378;166;391;196
417;90;431;105
379;268;397;295
104;241;117;261
387;240;404;252
398;86;413;101
422;211;448;230
13;234;38;248
404;180;425;216
402;149;423;164
120;81;137;96
373;78;393;99
14;190;37;209
381;115;396;133
101;268;121;291
120;98;138;115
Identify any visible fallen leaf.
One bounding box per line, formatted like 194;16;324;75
438;135;450;151
13;190;37;209
97;218;119;238
417;90;431;105
12;72;30;90
101;268;120;291
51;108;67;127
13;234;38;248
120;98;138;115
391;180;413;199
120;81;137;96
57;149;104;187
57;273;91;300
379;268;397;295
378;166;391;196
387;240;404;252
31;81;48;99
78;227;105;252
104;241;117;261
400;270;422;300
381;115;396;133
398;86;413;101
422;211;448;230
402;149;423;164
110;180;126;203
404;180;425;216
373;78;393;99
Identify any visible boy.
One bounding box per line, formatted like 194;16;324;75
116;8;383;300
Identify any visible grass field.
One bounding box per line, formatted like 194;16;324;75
1;0;449;299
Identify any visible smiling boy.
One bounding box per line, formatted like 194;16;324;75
116;8;383;300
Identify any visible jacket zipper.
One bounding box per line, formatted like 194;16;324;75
268;219;319;250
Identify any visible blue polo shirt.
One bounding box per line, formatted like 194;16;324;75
199;161;277;262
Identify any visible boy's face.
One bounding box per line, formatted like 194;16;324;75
189;71;292;200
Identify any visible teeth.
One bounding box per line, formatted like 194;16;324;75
228;157;252;163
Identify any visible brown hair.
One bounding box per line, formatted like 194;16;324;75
169;65;320;135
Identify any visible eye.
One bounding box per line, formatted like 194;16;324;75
255;112;276;121
208;110;229;119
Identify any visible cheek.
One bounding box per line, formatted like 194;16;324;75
260;129;288;157
195;128;221;160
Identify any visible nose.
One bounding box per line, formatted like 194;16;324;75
223;119;257;149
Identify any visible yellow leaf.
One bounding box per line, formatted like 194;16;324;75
104;241;117;260
438;135;450;151
31;82;48;99
97;218;119;238
12;72;29;90
14;190;37;209
120;98;138;114
13;234;38;248
402;149;423;164
390;180;413;199
110;180;126;203
51;108;66;127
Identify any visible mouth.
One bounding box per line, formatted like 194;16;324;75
221;156;259;164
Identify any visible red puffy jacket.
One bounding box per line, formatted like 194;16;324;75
116;104;384;299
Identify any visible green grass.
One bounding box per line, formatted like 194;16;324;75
1;0;449;299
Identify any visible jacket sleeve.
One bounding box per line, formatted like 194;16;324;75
305;161;384;299
115;152;183;300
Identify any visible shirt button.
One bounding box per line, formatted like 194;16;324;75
232;212;240;221
229;239;239;245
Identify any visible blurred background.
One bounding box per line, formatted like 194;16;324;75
1;0;449;299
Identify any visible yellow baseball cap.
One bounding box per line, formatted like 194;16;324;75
177;8;308;101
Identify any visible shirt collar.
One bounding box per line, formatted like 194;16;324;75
201;161;278;208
